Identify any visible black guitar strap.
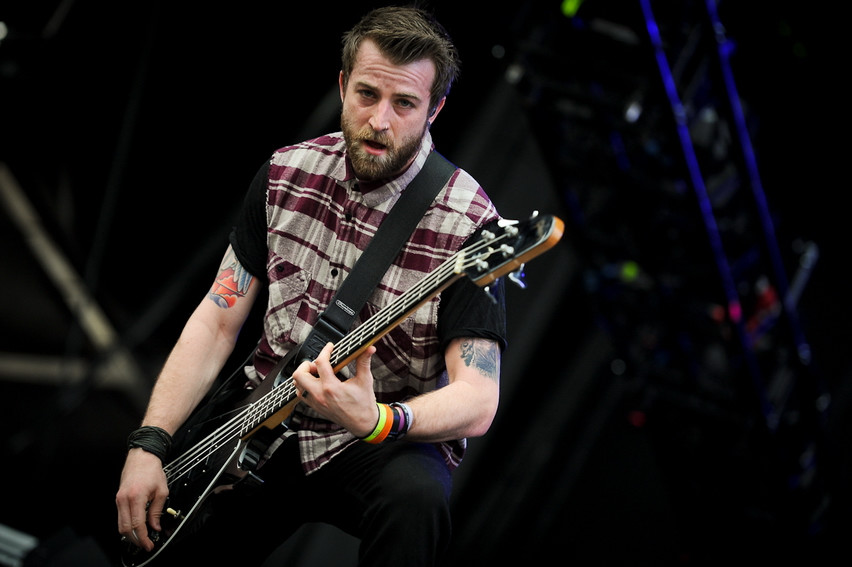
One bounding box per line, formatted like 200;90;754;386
296;150;457;363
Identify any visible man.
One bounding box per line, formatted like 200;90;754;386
116;6;506;566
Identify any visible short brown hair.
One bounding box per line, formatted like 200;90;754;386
341;5;461;115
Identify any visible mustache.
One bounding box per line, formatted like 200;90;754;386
355;129;392;148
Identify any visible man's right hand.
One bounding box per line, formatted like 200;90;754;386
115;448;169;551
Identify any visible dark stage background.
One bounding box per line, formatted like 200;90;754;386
1;1;847;565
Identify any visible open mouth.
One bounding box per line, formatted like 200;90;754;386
363;139;388;154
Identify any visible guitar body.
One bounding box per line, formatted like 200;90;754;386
121;359;298;567
120;444;244;567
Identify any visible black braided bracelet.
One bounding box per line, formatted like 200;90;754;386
127;426;173;463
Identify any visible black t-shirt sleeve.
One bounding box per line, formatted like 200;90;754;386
437;220;509;353
229;160;270;283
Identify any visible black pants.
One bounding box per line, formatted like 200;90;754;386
156;435;453;566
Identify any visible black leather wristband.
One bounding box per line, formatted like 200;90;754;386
127;426;173;463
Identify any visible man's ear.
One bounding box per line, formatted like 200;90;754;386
339;71;346;102
428;97;447;125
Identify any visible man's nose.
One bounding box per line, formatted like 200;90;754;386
368;100;392;132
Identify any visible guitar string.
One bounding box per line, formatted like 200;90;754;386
327;222;523;365
162;227;521;484
246;228;514;424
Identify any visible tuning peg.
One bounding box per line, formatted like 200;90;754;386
482;284;499;305
508;265;527;289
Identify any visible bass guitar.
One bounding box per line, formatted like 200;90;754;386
121;212;564;566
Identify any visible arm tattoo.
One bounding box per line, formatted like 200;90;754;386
208;248;253;308
459;339;500;382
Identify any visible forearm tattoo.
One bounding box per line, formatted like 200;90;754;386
459;339;500;382
208;248;253;308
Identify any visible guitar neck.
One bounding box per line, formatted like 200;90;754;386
328;254;466;372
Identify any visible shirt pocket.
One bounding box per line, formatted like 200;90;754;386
364;296;441;396
266;254;311;349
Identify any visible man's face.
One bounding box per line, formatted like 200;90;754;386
340;39;445;181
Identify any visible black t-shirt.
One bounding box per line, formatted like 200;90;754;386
229;161;508;353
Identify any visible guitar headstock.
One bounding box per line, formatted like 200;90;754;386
462;212;564;287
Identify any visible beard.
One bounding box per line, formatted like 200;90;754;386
341;114;428;181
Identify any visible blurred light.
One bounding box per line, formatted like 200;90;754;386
728;299;742;323
708;304;726;323
0;22;8;43
561;0;585;18
504;62;524;85
620;260;639;282
625;100;643;123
